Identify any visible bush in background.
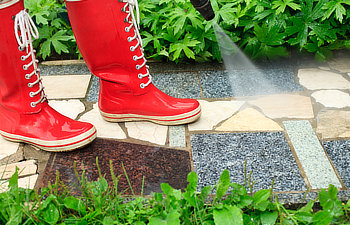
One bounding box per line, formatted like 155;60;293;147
26;0;350;62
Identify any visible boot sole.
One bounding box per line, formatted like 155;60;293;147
0;127;97;152
100;105;201;125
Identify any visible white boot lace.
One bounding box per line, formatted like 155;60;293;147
121;0;152;89
14;10;46;108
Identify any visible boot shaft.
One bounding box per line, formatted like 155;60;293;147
0;0;45;113
66;0;151;94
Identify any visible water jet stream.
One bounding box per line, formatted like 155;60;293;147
213;22;280;98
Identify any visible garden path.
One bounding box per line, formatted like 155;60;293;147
1;52;350;203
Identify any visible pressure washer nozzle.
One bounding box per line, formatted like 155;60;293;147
190;0;215;21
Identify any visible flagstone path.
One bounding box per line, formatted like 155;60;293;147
1;53;350;203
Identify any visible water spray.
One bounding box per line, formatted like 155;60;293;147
190;0;215;21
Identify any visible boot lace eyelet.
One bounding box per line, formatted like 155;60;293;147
125;27;130;32
28;83;32;88
21;56;26;61
138;74;143;79
30;102;36;108
130;46;135;51
29;92;34;97
136;65;141;70
25;74;30;79
23;65;28;70
140;83;145;89
133;56;137;61
127;37;132;42
18;46;25;51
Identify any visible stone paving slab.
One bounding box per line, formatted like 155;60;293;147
283;120;342;189
79;103;127;139
152;72;202;99
48;100;85;119
199;69;303;98
0;138;19;161
248;94;314;119
191;132;307;192
0;174;38;193
312;90;350;108
316;110;350;139
0;160;37;180
42;75;91;99
323;140;350;188
298;68;350;90
87;75;99;102
215;108;283;132
188;100;245;131
169;126;186;148
40;138;191;195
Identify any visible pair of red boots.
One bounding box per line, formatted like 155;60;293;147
0;0;201;152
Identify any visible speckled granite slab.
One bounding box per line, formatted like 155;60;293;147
40;138;191;195
323;140;350;188
190;132;306;192
39;64;91;75
147;72;202;99
199;69;303;98
283;120;342;189
87;76;99;102
86;72;202;102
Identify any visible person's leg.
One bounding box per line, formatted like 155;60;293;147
0;0;96;152
65;0;201;125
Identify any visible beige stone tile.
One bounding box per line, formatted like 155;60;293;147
0;138;19;161
312;90;350;108
298;68;350;90
0;160;37;180
318;66;331;71
249;94;314;119
79;103;126;139
215;108;282;132
48;100;85;119
125;122;168;145
0;174;38;193
42;75;91;99
328;58;350;73
188;100;245;131
316;110;350;139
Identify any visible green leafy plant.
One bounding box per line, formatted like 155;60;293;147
0;160;350;224
25;0;77;60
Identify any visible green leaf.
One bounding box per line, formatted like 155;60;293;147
42;203;59;225
213;205;243;225
319;184;343;217
64;196;86;214
260;211;278;225
253;189;270;204
216;169;230;200
149;216;167;225
294;212;313;223
312;211;333;225
103;216;114;225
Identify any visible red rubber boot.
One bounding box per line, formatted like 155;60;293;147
66;0;201;125
0;0;96;152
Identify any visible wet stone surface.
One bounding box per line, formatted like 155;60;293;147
40;138;191;195
199;69;303;98
323;140;350;188
190;132;307;192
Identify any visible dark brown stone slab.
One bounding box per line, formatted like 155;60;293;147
40;138;191;195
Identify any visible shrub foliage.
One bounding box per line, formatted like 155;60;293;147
26;0;350;62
